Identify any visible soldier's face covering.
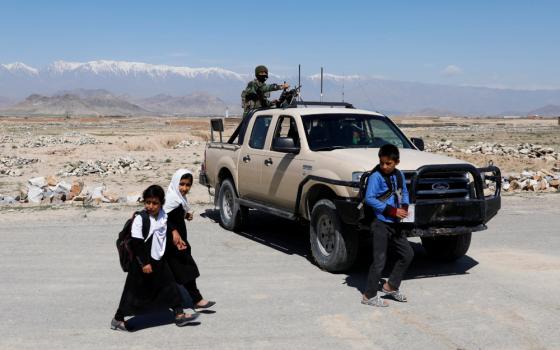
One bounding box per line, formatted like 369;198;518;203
257;74;268;83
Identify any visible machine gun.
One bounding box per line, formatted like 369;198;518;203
275;84;302;108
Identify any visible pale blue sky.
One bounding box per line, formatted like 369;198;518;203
1;0;559;89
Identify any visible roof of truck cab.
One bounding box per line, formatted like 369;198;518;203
256;107;387;117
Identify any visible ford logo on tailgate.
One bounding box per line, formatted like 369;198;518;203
432;182;450;191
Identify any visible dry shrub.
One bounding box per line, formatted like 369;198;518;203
191;130;210;141
159;136;183;149
122;141;158;152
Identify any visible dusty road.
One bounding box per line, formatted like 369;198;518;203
0;195;559;349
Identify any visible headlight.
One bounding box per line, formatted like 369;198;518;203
352;172;364;192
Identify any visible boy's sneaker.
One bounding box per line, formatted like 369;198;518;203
361;295;388;307
381;287;407;302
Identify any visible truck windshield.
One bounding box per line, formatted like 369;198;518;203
302;114;413;151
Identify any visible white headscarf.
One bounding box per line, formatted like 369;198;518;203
163;168;193;214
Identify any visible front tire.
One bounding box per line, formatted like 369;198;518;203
218;179;246;231
421;232;472;261
309;199;358;272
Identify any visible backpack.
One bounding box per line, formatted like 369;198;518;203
116;210;150;272
358;165;404;222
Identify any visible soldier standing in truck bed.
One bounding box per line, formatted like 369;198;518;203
241;65;289;117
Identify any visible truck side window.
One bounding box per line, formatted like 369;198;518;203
249;115;272;149
274;116;300;147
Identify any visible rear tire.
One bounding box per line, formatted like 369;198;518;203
309;199;358;272
421;232;472;261
218;179;246;231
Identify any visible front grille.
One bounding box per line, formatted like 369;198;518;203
404;171;470;200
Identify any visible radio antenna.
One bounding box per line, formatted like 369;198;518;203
320;67;324;102
298;64;301;88
342;72;345;102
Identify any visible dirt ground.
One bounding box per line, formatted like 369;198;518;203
1;115;559;206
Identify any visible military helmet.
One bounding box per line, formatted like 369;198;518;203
255;65;268;76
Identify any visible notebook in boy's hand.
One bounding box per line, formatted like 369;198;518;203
401;204;415;223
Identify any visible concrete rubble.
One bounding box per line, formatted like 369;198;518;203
21;135;101;148
57;156;156;177
0;156;39;176
0;175;142;206
501;169;560;193
426;140;559;161
0;135;16;144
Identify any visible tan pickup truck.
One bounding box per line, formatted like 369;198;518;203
199;102;501;272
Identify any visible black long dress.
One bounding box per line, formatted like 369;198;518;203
116;234;182;318
166;206;200;284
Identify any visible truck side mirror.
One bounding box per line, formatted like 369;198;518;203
411;137;424;151
272;137;300;154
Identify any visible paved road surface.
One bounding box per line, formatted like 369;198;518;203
1;195;559;349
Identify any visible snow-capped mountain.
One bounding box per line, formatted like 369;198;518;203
2;59;560;116
46;60;246;80
0;62;39;76
0;60;248;103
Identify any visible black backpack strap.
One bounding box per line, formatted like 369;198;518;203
395;169;404;191
137;210;151;240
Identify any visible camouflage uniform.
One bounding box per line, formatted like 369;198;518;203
241;79;283;114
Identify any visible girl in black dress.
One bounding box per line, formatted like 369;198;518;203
111;185;199;331
164;169;215;310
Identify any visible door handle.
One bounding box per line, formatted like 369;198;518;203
264;158;273;166
242;155;251;163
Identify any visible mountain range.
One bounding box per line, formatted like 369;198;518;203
2;60;560;116
1;89;237;117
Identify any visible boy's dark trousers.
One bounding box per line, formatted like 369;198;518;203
365;220;414;299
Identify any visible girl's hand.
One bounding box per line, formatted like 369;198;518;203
186;212;194;221
142;264;153;274
172;229;181;246
176;238;187;251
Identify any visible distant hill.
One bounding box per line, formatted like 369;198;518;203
527;104;560;116
136;93;240;116
407;107;459;117
0;91;148;116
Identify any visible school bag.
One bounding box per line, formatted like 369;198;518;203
116;210;150;272
358;165;404;222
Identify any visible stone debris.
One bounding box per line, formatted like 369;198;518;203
0;175;142;206
20;134;101;148
57;156;156;177
0;156;39;176
0;195;17;205
501;169;560;193
25;176;73;204
426;140;559;161
174;140;201;149
0;135;16;143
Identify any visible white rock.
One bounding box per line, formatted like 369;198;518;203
28;176;47;188
27;185;44;203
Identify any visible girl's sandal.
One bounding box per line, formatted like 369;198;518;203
195;301;216;310
361;295;389;307
382;287;407;302
175;312;200;327
110;318;128;331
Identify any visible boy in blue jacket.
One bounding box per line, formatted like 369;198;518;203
362;144;414;307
